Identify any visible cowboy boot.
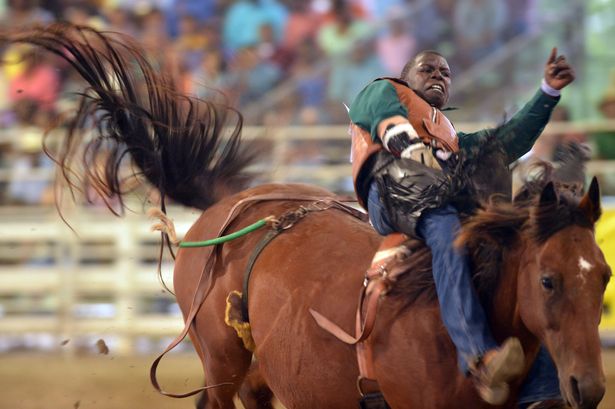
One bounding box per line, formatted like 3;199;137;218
470;337;525;405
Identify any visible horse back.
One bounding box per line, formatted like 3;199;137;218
174;183;380;407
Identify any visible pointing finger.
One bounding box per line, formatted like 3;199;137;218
548;47;557;64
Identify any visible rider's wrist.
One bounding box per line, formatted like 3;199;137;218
383;123;420;157
541;78;561;97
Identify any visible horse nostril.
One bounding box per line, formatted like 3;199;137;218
570;376;583;406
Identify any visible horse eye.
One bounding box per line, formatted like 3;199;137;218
541;277;554;290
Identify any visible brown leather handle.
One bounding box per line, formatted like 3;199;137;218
309;279;387;345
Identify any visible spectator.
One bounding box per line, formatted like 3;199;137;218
185;50;229;101
256;23;294;73
102;6;139;37
282;1;323;51
503;0;538;39
551;105;587;146
6;99;54;206
591;71;615;194
6;45;61;114
352;0;405;22
292;41;327;125
222;0;288;59
165;0;219;38
328;40;383;122
138;8;172;56
412;0;454;51
63;5;105;29
376;8;416;76
224;46;281;107
316;3;371;58
258;0;289;41
174;14;211;72
0;140;10;204
0;56;11;125
0;0;53;30
453;0;507;68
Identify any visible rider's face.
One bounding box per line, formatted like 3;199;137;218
403;53;451;109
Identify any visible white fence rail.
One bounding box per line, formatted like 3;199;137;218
0;207;198;355
0;123;614;355
3;121;615;188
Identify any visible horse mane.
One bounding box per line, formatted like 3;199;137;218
390;154;594;309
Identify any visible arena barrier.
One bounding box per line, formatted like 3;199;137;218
0;123;614;353
599;207;615;344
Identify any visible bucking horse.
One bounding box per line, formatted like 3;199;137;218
2;24;610;409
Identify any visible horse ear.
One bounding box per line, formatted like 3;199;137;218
539;181;558;208
579;177;601;224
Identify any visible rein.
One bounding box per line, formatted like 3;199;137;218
150;193;366;398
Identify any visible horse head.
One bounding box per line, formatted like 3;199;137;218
517;177;610;409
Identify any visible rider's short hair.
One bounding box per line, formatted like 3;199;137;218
399;50;446;81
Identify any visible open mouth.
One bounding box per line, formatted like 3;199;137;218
427;84;445;95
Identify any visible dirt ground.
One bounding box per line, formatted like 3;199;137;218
1;350;615;409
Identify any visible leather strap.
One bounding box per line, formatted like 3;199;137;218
309;253;408;381
241;229;280;322
310;277;388;345
151;192;365;398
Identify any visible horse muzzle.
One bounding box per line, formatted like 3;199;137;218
564;373;605;409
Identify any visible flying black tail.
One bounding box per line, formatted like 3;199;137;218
2;23;259;211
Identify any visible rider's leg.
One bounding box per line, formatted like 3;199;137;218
368;182;524;404
517;346;562;408
367;182;395;235
414;205;524;405
370;183;506;368
415;205;498;372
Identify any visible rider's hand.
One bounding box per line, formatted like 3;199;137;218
544;47;575;90
382;123;423;158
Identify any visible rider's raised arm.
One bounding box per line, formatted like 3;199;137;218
457;89;559;164
458;48;575;164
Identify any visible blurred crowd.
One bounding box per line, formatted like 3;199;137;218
0;0;614;206
0;0;541;126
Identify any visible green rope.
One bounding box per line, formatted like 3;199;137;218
179;218;269;248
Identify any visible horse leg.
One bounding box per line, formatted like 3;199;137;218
184;288;254;409
237;361;274;409
189;322;253;409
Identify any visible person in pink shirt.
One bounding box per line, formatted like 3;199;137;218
7;47;60;113
376;11;416;76
282;1;324;51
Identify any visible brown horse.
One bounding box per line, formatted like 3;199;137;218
4;24;610;409
172;178;608;409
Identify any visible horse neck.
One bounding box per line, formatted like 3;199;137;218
490;237;541;357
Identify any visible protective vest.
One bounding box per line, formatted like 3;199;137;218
351;78;458;208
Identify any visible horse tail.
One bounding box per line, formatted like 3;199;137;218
2;23;258;211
